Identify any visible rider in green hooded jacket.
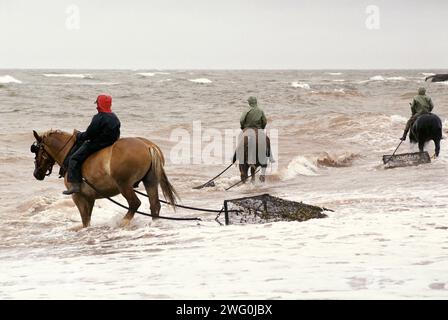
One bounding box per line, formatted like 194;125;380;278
240;96;267;130
400;87;434;141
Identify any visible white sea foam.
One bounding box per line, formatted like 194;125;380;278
0;75;22;84
386;76;407;81
327;72;343;76
390;115;407;124
369;75;385;81
137;72;156;77
43;73;93;79
189;78;213;84
137;72;170;77
280;156;319;180
422;73;435;77
291;82;310;89
332;79;345;82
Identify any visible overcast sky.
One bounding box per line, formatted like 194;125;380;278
1;0;447;69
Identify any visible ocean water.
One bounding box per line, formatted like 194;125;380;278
0;69;447;299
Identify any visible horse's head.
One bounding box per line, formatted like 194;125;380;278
31;130;56;180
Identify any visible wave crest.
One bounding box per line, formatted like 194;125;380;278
0;75;22;84
291;82;310;89
189;78;212;84
43;73;93;79
280;156;319;180
316;152;360;167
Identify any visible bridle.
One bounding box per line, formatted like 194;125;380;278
31;141;55;176
31;133;75;177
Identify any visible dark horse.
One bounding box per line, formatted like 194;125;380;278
232;128;272;183
409;113;443;157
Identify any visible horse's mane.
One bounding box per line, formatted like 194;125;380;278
42;129;69;138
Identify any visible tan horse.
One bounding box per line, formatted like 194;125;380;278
31;130;178;230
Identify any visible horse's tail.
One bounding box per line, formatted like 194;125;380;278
148;145;179;209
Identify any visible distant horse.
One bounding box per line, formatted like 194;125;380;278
409;113;443;157
232;128;272;183
425;74;448;83
31;130;178;230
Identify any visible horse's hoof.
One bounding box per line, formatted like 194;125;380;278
120;218;132;228
69;224;84;232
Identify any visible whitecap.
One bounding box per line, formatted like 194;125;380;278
279;156;319;180
137;72;156;77
291;82;310;89
43;73;93;79
386;76;407;81
0;75;22;84
137;72;170;77
390;115;407;124
332;79;345;82
422;73;435;77
327;72;343;76
369;75;385;81
189;78;212;84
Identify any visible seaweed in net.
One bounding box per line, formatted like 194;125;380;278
222;193;331;225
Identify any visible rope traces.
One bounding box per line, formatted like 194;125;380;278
82;179;241;222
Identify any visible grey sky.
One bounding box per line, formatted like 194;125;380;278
1;0;447;69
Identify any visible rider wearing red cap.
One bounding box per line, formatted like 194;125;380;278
63;95;121;195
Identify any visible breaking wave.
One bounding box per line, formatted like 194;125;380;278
291;82;310;89
43;73;93;79
327;72;343;76
390;115;407;124
0;75;22;84
136;72;170;77
386;76;407;81
316;152;360;168
189;78;212;84
279;156;319;180
366;75;408;82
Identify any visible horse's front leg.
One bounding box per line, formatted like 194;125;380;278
239;164;248;183
250;166;256;183
259;166;267;182
71;193;94;231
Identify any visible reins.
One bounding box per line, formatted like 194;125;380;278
49;133;75;163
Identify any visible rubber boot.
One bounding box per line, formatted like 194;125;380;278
62;182;81;195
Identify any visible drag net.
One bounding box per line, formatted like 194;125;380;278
383;151;430;169
224;194;329;225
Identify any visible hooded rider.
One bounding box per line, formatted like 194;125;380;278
63;95;121;195
235;97;274;180
240;96;267;130
400;87;434;141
